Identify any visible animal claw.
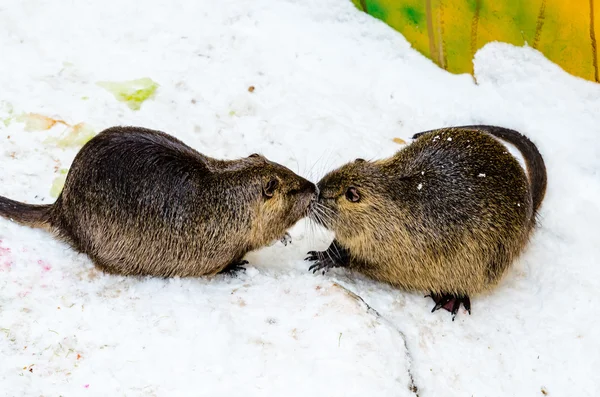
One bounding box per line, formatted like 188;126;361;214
305;240;350;275
219;259;248;276
428;293;471;320
308;262;323;273
431;294;453;312
280;232;292;246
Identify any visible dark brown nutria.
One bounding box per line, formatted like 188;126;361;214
306;125;547;319
0;126;317;277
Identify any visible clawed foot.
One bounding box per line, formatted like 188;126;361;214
305;240;350;275
280;232;292;246
305;251;342;274
219;260;248;276
426;293;471;321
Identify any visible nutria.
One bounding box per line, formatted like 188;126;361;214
306;125;547;319
0;126;317;277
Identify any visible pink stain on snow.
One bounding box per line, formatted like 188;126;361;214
0;243;11;255
0;241;13;272
38;260;52;272
84;384;90;389
1;261;13;271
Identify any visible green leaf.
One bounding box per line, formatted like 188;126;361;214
97;77;159;110
50;170;69;198
45;123;97;148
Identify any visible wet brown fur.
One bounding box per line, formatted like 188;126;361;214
0;126;316;277
310;125;547;296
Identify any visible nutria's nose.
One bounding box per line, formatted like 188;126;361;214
316;180;326;199
300;181;319;202
300;180;316;193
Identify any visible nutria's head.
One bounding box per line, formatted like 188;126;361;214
309;158;387;242
241;153;317;246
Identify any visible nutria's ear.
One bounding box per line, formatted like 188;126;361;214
249;153;261;158
345;186;360;203
355;158;365;163
263;178;279;198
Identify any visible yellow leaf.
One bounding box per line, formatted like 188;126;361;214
46;123;97;148
16;113;67;131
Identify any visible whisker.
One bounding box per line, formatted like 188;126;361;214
313;204;335;224
316;212;330;231
309;217;318;254
312;206;331;226
305;153;322;182
329;241;342;261
311;210;323;227
315;202;335;217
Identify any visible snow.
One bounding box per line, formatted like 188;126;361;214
1;0;599;395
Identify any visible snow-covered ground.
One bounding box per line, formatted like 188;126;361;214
1;0;599;395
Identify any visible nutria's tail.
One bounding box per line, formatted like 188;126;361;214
412;125;548;212
466;125;547;212
0;196;52;228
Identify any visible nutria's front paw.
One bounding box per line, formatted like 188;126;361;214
280;232;292;246
305;252;342;275
219;260;248;276
426;293;471;321
304;251;348;274
305;241;350;275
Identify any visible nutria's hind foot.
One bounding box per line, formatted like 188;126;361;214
219;260;248;276
305;240;350;275
426;293;472;321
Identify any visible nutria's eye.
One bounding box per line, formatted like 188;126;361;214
345;187;360;203
263;178;279;198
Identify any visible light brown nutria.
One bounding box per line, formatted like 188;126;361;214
0;126;317;277
306;125;547;319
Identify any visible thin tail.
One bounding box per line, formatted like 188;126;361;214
0;196;52;228
465;125;547;212
412;125;548;212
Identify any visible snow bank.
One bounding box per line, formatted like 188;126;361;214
0;0;598;395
